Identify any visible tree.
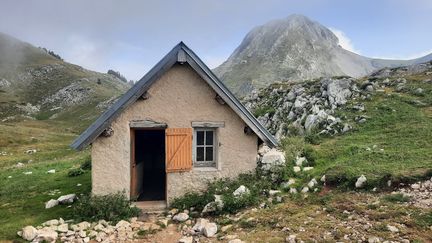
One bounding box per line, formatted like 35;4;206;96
107;69;128;83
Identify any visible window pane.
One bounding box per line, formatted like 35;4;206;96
197;131;204;145
205;131;213;145
205;147;213;161
196;147;204;161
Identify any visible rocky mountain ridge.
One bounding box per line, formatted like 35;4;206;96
215;14;432;96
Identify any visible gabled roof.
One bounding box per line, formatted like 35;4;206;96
71;42;278;150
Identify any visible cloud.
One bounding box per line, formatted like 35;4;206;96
329;27;361;54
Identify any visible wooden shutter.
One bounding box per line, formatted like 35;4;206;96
165;128;193;172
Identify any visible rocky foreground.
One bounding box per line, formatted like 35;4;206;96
18;177;432;242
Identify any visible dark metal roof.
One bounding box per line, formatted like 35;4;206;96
71;42;278;150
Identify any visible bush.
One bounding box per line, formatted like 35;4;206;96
171;171;271;215
68;168;85;177
72;192;141;223
80;157;92;170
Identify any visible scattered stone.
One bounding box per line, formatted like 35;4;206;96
179;236;193;243
301;187;309;193
45;199;59;209
320;175;326;183
34;227;58;242
289;188;298;194
286;234;297;243
221;224;233;232
233;185;250;197
295;156;307;166
15;162;24;168
21;226;37;241
387;225;399;233
23;171;33;175
57;194;76;204
261;149;286;170
303;167;313;171
47;169;56;174
173;212;189;222
293;166;301;173
355;175;367;188
269;190;281;196
203;222;218;237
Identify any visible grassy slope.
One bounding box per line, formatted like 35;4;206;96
0;120;91;240
309;77;432;188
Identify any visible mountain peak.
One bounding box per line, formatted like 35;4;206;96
214;15;432;96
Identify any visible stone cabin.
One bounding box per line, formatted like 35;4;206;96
71;42;277;208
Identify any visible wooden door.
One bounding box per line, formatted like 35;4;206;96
165;128;193;172
130;129;138;198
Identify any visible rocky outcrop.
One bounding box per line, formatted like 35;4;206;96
245;77;359;140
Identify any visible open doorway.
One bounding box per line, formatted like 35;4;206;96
132;129;166;201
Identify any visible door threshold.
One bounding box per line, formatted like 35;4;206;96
133;200;167;212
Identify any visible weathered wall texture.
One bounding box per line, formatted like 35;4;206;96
91;64;258;204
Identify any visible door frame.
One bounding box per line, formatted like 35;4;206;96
130;127;167;201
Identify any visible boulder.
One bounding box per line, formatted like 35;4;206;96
35;227;58;242
179;236;193;243
57;194;76;204
261;149;286;170
355;175;367;188
203;222;218;237
21;226;37;241
173;212;189;222
233;185;250;197
387;225;399;233
192;218;209;233
295;157;307;166
45;199;59;209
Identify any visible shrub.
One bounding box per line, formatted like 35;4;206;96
72;192;140;223
80;157;92;170
68;168;85;177
170;192;213;212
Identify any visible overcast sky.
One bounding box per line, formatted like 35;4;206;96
1;0;431;81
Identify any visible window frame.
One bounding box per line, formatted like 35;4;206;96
193;128;217;168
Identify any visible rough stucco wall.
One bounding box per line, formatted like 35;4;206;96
91;64;258;204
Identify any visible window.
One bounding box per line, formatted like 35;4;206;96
194;128;216;167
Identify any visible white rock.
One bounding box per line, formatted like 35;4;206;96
76;221;91;231
293;166;301;173
320;175;326;183
179;236;193;243
368;236;380;243
173;212;189;222
295;157;307;166
43;219;59;226
387;225;399;233
77;183;82;187
289;188;298;194
261;149;286;169
233;185;250;197
287;234;297;243
269;190;281;196
228;240;244;243
307;178;318;188
7;176;12;179
23;171;33;175
192;218;209;233
21;226;37;241
57;224;68;233
303;167;314;171
35;227;58;242
301;187;309;193
115;220;130;228
15;162;24;168
355;175;367;188
258;144;271;156
57;194;76;204
45;199;59;209
203;222;218;237
47;169;56;174
411;183;420;190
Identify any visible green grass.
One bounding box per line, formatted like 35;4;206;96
305;80;432;188
0;120;91;240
